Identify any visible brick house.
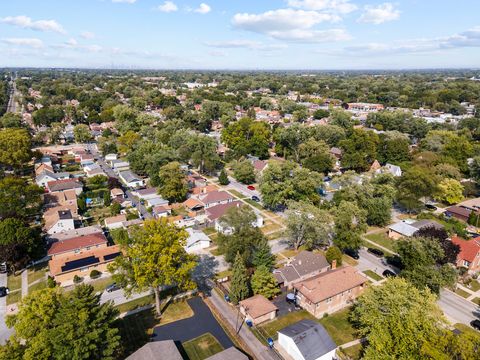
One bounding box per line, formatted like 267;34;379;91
293;266;367;318
239;295;278;325
451;236;480;272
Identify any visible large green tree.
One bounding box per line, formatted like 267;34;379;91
229;253;250;304
396;166;438;212
251;265;280;299
108;219;197;315
0;128;32;169
333;201;367;250
339;129;379;171
232;159;255;184
158;162;188;203
0;177;43;219
221;117;271;159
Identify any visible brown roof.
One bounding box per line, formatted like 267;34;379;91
205;201;242;221
446;206;472;218
200;191;234;205
48;232;108;256
294;266;367;304
191;184;218;195
47;179;82;192
240;295;278;319
35;163;54;175
452;236;480;263
43;207;73;232
49;244;120;276
184;198;204;210
44;189;78;216
253;160;267;172
126;341;183;360
111;188;124;196
104;214;127;225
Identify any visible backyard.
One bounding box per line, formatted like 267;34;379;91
182;333;224;360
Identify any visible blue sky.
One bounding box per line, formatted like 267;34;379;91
1;0;479;69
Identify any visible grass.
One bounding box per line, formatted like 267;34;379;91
362;270;383;282
454;323;480;337
455;287;471;298
364;232;396;252
7;274;22;291
244;199;263;210
27;264;48;284
116;294;155;314
159;300;194;325
339;343;363;360
203;227;217;236
28;280;47;293
279;249;300;259
266;231;283;241
6;290;22;305
87;276;114;294
228;189;247;199
210;248;223;256
261;222;283;234
259;310;316;340
319;308;358;345
468;280;480;292
117;308;158;357
215;269;232;280
473;297;480;305
362;239;394;255
342;254;358;266
182;333;224;360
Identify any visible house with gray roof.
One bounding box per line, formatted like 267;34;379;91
278;320;336;360
118;170;144;189
125;340;183;360
388;219;444;239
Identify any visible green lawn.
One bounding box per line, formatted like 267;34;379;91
454;323;480;337
28;280;47;293
6;290;22;305
468;280;480;292
259;310;316;340
364;232;396;252
182;333;224;360
7;274;22;291
473;297;480;305
455;288;471;298
117;308;158;357
27;265;47;285
342;254;358;266
228;189;246;199
159;300;194;325
339;343;363;360
362;270;383;282
215;269;232;280
362;239;394;255
319;308;359;345
116;294;155;314
203;227;217;236
88;277;114;293
244;199;263;210
210;248;223;256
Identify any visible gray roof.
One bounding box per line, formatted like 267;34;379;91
278;320;336;360
119;170;141;184
411;219;444;230
206;347;249;360
389;221;418;237
125;341;183;360
274;251;330;284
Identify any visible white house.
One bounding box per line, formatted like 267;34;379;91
44;209;75;235
36;171;70;187
118;170;144;189
146;197;169;208
185;228;211;253
379;163;402;177
104;214;127;230
105;154;118;162
278;320;336;360
111;160;130;173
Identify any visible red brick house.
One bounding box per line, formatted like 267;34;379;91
451;236;480;272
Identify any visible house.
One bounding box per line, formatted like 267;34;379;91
369;160;381;172
110;188;125;199
84;164;106;178
146;197;169;208
48;225;103;242
191;184;218;195
452;236;480;272
205;348;248;360
381;163;402;177
184;198;205;212
125;341;183;360
185;228;211;253
445;206;473;222
273;251;330;289
345;102;384;112
79;154;95;166
111;160;130;173
36;170;70;187
105;153;118;162
49;245;121;284
252;159;268;173
44;189;78;217
329;147;342;160
104;214;127;229
278;320;336;360
46;179;83;195
133;188;158;200
239;294;278;325
44;208;75;235
294;266;367;318
457;197;480;212
48;232;108;259
35;163;54;176
388;219;444;239
198;191;234;208
205;201;263;234
153;205;171;218
118;170;144;188
187;175;207;188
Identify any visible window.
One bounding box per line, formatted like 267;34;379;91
74;249;80;254
326;297;332;303
464;260;471;267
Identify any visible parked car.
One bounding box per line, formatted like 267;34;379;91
105;283;120;293
343;248;359;260
382;269;396;277
367;248;384;257
470;319;480;331
247;185;256;191
251;195;260;202
0;262;7;274
0;287;9;297
425;204;437;210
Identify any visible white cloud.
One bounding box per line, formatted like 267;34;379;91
2;38;43;48
194;3;211;14
205;39;288;51
287;0;357;14
112;0;137;3
80;31;95;39
1;15;65;34
232;8;348;43
157;1;178;12
358;3;400;24
208;50;227;57
65;38;78;46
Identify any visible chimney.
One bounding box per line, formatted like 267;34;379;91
331;259;337;270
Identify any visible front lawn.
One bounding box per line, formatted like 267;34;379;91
228;189;246;199
27;264;48;284
116;294;155;314
339;343;363;360
28;280;47;293
259;310;316;340
244;199;263;210
454;323;480;338
7;274;22;291
473;297;480;305
88;276;114;293
342;254;358;266
455;288;471;298
364;232;396;252
468;280;480;292
362;270;383;282
6;290;22;305
182;333;224;360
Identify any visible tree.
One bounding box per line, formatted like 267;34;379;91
158;162;188;203
117;130;140;154
0;128;32;169
233;160;255;184
0;218;40;271
284;201;333;250
333;201;367;250
330;109;354;129
0;177;43;219
251;265;280;299
32;106;64;126
180;133;219;174
351;278;446;360
251;240;275;270
396;166;438;212
218;168;229;185
73;124;92;143
413;226;460;265
325;246;343;266
435;178;464;205
109;202;121;216
338;129;379;171
298;138;334;174
4;285;120;360
313;109;329;119
221;118;271;159
229;253;251;304
0;113;22;128
108;219;197;315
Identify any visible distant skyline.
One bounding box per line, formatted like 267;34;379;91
1;0;480;70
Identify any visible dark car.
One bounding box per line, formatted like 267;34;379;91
367;248;384;257
105;283;120;293
425;204;437;210
344;248;359;260
251;195;260;202
470;319;480;331
382;269;396;277
0;287;9;297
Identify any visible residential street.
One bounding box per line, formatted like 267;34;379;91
438;289;480;325
0;274;13;344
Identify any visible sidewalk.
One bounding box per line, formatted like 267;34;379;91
208;289;279;360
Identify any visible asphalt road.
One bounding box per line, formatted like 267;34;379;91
0;274;13;344
438;289;480;325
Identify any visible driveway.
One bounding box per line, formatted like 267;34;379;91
153;297;233;348
271;287;298;317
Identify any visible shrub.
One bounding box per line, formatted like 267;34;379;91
47;276;57;288
73;275;83;284
90;270;101;279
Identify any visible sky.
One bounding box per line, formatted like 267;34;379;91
1;0;480;70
